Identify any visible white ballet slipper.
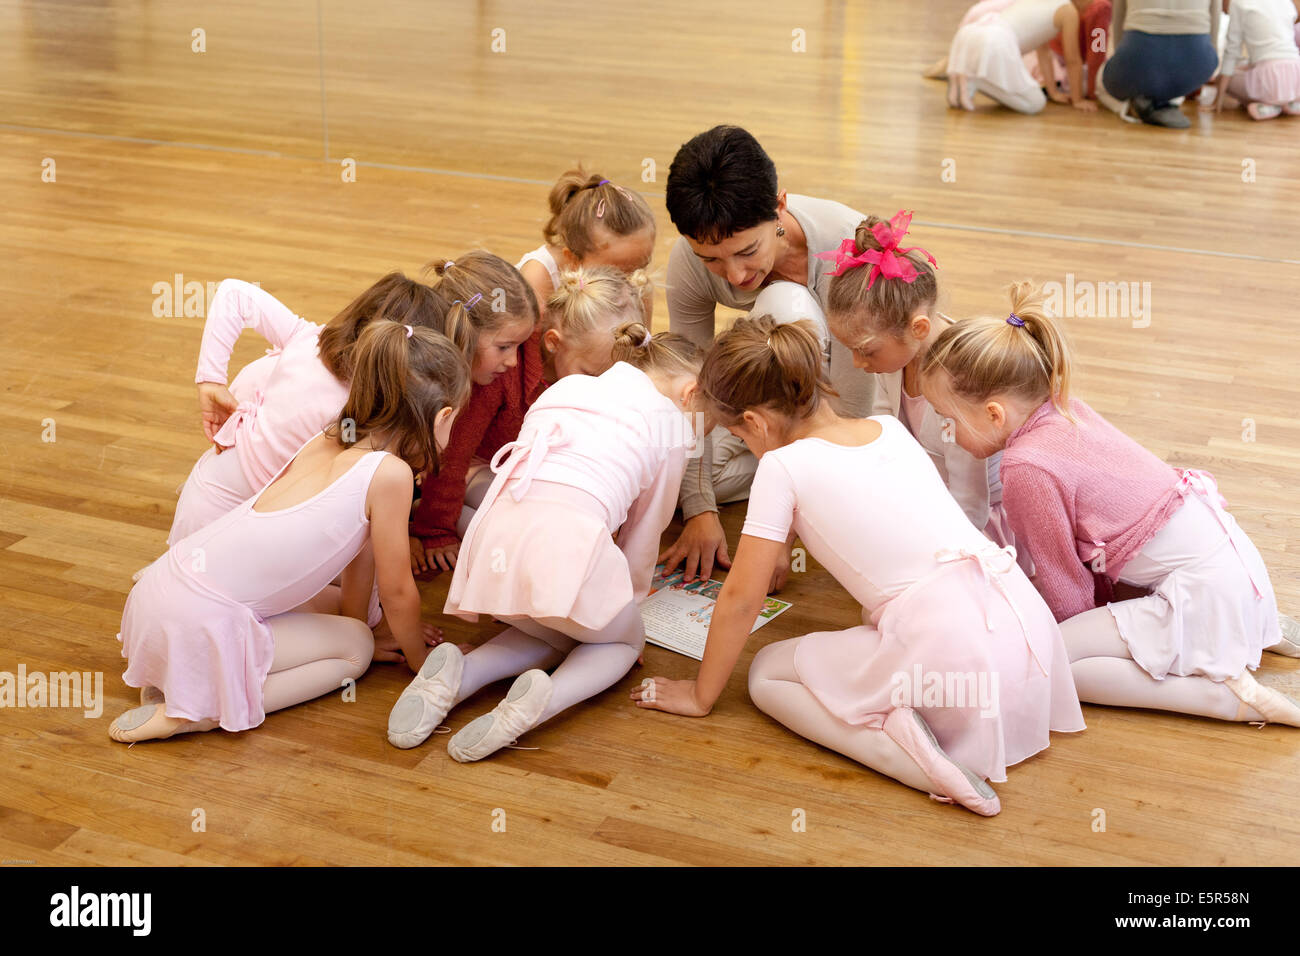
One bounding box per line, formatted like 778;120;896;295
1265;615;1300;657
1224;672;1300;728
447;669;552;763
387;642;464;749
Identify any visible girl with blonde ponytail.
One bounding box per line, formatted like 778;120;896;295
386;320;704;760
111;322;471;744
517;166;657;324
919;282;1300;727
541;265;653;379
635;314;1084;817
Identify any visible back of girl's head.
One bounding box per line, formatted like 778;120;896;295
425;250;540;353
543;167;657;259
546;265;650;340
919;281;1075;419
666;125;779;244
610;321;703;379
317;272;445;380
697;315;836;424
826;215;938;344
330;321;472;475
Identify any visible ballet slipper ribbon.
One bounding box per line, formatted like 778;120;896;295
1174;468;1264;599
935;543;1048;677
211;387;264;449
489;421;568;502
813;210;937;288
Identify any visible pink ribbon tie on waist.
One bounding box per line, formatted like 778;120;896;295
490;421;568;502
1175;468;1263;599
211;387;264;449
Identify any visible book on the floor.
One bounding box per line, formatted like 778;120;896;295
639;564;792;661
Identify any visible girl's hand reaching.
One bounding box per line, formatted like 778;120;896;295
197;382;239;444
373;617;444;664
631;676;711;717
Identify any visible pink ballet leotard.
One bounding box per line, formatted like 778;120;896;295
169;279;350;544
120;447;388;732
742;415;1084;782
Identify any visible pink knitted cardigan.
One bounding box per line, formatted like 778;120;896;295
1000;398;1184;622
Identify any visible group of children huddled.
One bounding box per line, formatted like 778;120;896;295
111;136;1300;817
930;0;1300;126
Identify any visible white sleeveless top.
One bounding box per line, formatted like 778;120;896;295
517;245;561;288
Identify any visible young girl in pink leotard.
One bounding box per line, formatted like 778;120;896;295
110;321;470;743
821;212;1012;547
386;323;703;762
173;274;455;545
517;166;657;324
634;316;1084;816
919;282;1300;727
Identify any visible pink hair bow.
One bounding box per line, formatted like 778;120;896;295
815;210;936;288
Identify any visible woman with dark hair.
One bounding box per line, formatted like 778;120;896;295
660;125;876;588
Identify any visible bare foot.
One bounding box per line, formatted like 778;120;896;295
957;75;976;111
109;703;220;743
923;55;949;80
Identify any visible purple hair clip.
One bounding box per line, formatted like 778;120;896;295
1007;313;1026;327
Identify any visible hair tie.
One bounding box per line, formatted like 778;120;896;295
814;209;936;289
1006;313;1026;327
444;260;455;270
404;324;414;338
598;179;610;186
578;277;586;290
640;330;652;347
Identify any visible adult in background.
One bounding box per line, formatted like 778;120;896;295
1096;0;1222;126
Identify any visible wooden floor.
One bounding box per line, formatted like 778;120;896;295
1;0;1298;866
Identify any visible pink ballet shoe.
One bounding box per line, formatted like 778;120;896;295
1284;100;1300;116
883;708;1001;816
1225;672;1300;728
946;75;960;109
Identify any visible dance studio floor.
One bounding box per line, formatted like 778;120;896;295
1;0;1297;865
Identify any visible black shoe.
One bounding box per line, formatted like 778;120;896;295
1148;103;1191;128
1134;96;1190;128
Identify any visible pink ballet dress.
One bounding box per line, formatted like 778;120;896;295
169;280;350;545
445;362;690;630
742;416;1084;783
120;446;388;731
